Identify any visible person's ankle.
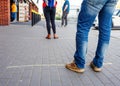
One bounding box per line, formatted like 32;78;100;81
54;34;58;39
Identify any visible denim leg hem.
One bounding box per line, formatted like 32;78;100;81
75;62;85;69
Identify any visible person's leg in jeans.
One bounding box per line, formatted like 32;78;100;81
11;12;15;22
74;0;102;69
61;11;65;26
11;12;13;21
50;7;58;39
93;0;117;68
44;7;51;39
64;12;68;26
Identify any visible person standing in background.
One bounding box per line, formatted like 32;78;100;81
43;0;58;39
11;1;17;22
61;0;70;27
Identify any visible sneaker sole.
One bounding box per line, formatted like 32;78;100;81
90;62;101;72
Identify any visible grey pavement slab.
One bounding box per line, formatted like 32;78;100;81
0;20;120;86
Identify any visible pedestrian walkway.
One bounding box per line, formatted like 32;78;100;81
0;20;120;86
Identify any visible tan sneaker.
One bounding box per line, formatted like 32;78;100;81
90;62;102;72
65;62;85;73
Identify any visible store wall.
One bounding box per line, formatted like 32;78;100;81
0;0;10;25
18;2;38;22
19;2;29;22
29;2;39;20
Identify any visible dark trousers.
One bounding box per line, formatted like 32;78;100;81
61;11;68;26
43;7;56;34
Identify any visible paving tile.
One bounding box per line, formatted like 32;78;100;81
0;79;9;86
40;69;51;86
30;67;41;86
18;79;30;86
50;66;61;86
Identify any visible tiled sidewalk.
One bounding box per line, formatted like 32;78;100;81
0;20;120;86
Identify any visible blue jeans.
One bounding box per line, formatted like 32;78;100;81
11;12;16;21
74;0;117;68
61;11;68;26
